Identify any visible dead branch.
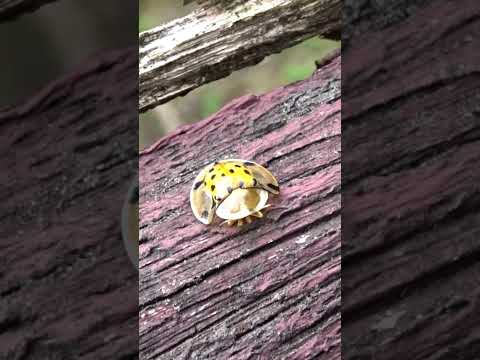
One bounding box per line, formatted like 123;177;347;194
139;0;341;112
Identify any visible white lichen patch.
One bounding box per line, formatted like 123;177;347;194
295;233;310;244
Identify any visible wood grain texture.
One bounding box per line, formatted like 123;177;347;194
139;51;341;359
0;0;57;21
342;0;480;358
0;48;138;359
139;0;341;112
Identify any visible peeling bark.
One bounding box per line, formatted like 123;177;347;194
139;0;342;112
342;0;480;358
0;48;138;359
139;51;341;359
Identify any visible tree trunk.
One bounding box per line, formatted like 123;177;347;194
139;51;341;359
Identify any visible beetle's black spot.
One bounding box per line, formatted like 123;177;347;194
244;169;251;175
243;161;255;166
221;173;226;177
229;169;235;174
209;168;214;173
235;164;241;168
227;186;233;194
211;174;216;180
204;181;207;186
211;185;216;191
193;181;203;190
239;181;244;188
252;178;257;186
201;210;208;218
268;183;280;192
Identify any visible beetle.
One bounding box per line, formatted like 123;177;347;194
190;159;279;226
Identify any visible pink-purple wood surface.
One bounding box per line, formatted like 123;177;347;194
0;48;138;359
342;0;480;358
139;52;341;359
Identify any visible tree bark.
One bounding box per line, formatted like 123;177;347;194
0;48;138;359
342;0;480;358
139;51;341;359
139;0;341;112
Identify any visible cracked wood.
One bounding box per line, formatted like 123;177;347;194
342;0;480;358
0;48;138;359
139;52;341;359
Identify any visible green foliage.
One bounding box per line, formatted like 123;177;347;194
200;92;223;118
280;37;340;82
139;15;155;32
283;64;314;83
303;37;336;50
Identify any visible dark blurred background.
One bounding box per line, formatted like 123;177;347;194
139;0;340;149
0;0;137;109
1;1;139;358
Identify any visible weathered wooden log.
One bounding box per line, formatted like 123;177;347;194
139;51;341;359
139;0;341;112
0;0;57;21
342;0;480;358
0;48;138;359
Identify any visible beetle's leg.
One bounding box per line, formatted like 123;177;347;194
252;211;263;218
